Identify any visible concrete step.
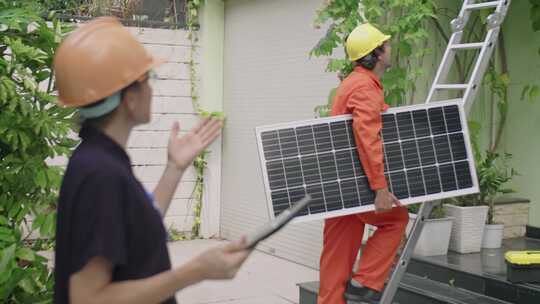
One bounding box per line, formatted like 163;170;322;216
409;255;540;304
298;273;512;304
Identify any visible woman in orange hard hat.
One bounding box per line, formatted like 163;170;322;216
53;17;250;304
317;23;409;304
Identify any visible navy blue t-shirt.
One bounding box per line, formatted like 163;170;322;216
54;124;176;304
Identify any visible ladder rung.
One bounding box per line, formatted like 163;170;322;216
450;42;484;50
435;84;468;90
465;1;500;10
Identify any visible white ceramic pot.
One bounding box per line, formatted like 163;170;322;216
443;204;489;253
407;214;454;256
482;224;504;249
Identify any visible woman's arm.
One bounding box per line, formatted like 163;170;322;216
70;239;249;304
153;117;222;215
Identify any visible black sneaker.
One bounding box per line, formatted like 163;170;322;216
343;280;382;304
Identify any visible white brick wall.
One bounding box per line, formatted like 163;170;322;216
493;202;530;238
221;0;338;268
40;26;203;237
127;26;202;233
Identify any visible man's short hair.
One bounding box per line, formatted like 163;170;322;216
356;44;385;70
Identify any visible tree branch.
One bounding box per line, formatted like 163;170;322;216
491;31;509;152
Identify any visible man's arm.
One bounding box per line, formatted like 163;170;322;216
349;90;387;190
349;90;400;212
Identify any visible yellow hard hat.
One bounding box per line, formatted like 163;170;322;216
345;23;391;61
54;17;165;108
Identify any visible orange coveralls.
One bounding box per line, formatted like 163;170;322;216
317;66;409;304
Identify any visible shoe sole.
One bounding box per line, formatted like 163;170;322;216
345;296;401;304
345;300;377;304
344;292;379;304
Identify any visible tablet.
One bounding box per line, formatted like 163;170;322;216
245;195;312;249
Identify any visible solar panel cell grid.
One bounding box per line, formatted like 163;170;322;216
256;101;478;221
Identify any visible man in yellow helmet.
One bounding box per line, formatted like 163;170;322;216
317;23;409;304
53;17;251;304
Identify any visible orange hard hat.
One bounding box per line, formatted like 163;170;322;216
53;17;164;107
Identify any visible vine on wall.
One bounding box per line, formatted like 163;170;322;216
170;0;224;240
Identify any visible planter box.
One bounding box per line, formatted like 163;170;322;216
492;197;530;239
444;204;488;254
406;214;454;257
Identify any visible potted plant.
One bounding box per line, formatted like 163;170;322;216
478;151;517;248
406;203;454;257
444;151;517;252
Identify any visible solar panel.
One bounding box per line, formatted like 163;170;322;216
256;100;479;222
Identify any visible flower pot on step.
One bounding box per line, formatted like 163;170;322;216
443;204;488;254
482;224;504;249
406;214;454;257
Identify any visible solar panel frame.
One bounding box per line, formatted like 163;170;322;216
255;100;479;223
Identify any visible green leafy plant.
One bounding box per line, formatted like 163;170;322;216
519;1;540;96
450;151;517;224
311;2;534;222
0;1;76;302
184;0;205;239
311;1;538;134
407;203;446;219
190;151;207;237
36;0;91;15
314;87;337;118
311;0;437;109
38;0;144;19
168;227;189;241
520;84;539;104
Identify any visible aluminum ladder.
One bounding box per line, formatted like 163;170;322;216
378;1;512;303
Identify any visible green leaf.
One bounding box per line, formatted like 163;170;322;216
35;70;50;82
18;277;36;294
32;214;45;231
529;85;539;103
35;170;46;188
15;247;35;262
499;73;510;86
534;20;540;32
0;215;8;226
7;204;21;222
521;85;531;101
399;41;412;57
0;244;16;274
40;212;55;237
